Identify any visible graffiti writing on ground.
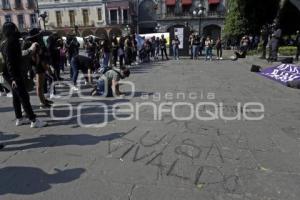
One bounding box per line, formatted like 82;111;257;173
104;124;254;193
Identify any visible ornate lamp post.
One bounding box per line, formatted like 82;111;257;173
39;11;48;30
124;24;131;35
155;23;161;33
193;3;206;35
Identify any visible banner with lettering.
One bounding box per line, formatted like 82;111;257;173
258;64;300;85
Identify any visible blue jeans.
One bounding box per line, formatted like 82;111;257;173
173;46;179;60
71;57;79;85
71;59;88;86
205;47;212;60
103;52;110;69
192;45;198;59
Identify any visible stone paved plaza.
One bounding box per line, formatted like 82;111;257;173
1;56;300;200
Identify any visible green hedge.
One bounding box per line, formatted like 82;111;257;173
279;46;297;56
242;45;297;56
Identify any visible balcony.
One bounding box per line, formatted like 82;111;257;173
207;11;226;18
163;10;226;19
61;21;95;28
108;19;132;26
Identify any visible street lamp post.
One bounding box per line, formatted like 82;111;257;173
124;24;131;35
39;11;48;30
155;23;161;33
193;3;206;35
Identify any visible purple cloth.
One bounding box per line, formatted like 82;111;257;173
258;64;300;86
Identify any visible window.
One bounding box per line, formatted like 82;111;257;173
69;10;75;27
15;0;22;9
182;5;191;16
110;9;117;24
2;0;11;9
209;4;218;12
82;9;89;26
166;6;175;16
27;0;35;8
30;14;37;27
5;15;11;22
17;15;24;30
97;8;102;21
56;11;62;27
123;9;128;24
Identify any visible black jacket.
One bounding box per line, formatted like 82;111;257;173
1;38;23;82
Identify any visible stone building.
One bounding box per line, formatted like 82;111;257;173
36;0;134;38
137;0;227;39
0;0;39;31
38;0;107;37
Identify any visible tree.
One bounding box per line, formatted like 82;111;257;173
223;0;247;39
224;0;280;37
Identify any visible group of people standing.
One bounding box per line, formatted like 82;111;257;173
189;33;223;61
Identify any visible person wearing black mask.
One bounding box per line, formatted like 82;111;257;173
0;22;47;128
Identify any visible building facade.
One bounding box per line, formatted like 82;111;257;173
104;0;134;37
0;0;38;31
38;0;107;37
37;0;135;38
137;0;227;39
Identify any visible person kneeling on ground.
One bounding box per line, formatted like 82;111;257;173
91;67;130;97
71;54;93;90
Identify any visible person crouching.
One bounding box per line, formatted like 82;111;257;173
92;67;130;97
71;55;93;91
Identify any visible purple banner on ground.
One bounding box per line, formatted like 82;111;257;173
258;64;300;86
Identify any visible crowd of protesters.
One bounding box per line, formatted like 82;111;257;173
0;21;182;131
0;22;137;130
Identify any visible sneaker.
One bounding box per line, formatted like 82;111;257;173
16;117;30;126
30;119;47;128
45;99;54;105
220;57;223;60
40;103;52;109
72;86;79;91
6;92;12;98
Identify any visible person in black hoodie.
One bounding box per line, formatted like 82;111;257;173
66;34;80;79
0;22;47;128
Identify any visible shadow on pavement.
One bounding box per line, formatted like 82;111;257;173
1;132;126;151
0;167;85;195
0;106;14;113
0;132;19;141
